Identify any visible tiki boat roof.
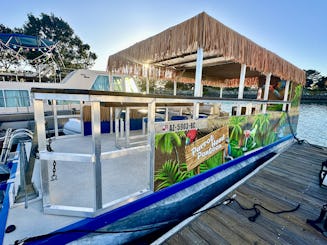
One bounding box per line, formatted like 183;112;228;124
107;12;305;87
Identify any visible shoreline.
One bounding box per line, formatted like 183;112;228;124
300;95;327;104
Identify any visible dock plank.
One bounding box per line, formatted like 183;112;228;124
162;142;327;244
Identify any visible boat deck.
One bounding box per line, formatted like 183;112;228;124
4;133;149;244
160;142;327;244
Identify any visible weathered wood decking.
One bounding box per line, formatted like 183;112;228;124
161;143;327;245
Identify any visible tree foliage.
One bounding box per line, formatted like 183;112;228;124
0;24;14;33
305;69;326;90
154;160;190;190
22;13;97;69
0;13;97;72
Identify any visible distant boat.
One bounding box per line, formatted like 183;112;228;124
0;69;140;133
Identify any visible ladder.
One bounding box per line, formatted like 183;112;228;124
0;128;13;164
0;128;33;164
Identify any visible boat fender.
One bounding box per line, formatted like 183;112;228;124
306;204;327;237
5;224;16;233
319;160;327;188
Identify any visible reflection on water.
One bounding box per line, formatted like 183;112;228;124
296;104;327;147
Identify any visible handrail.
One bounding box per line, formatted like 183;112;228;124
32;87;291;104
0;129;33;165
31;87;293;218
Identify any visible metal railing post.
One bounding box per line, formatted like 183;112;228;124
34;99;50;208
147;100;156;191
91;101;102;211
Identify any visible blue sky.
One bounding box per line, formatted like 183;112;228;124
1;0;326;76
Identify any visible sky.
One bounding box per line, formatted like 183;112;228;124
1;0;326;76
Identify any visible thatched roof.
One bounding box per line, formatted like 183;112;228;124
107;12;305;87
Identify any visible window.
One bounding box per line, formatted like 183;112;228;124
113;76;123;92
91;75;109;91
4;90;30;107
0;90;4;107
112;76;140;93
125;77;139;93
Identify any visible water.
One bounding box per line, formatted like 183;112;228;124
297;104;327;147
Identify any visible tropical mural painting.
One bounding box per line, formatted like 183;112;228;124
154;114;298;190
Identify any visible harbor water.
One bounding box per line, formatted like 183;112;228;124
297;103;327;147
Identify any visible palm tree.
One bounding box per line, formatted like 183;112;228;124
229;116;247;141
252;114;271;146
155;131;186;162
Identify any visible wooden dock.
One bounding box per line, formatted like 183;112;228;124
159;142;327;245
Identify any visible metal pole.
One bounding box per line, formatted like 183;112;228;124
91;101;102;210
263;73;271;113
193;47;203;119
110;107;113;134
34;99;50;207
19;142;28;208
194;48;203;97
52;100;59;137
80;101;84;135
173;81;177;96
115;108;119;143
238;64;247;99
237;64;247;115
147;100;156;191
282;80;290;111
126;107;130;146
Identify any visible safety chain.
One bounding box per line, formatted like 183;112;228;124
50;160;57;181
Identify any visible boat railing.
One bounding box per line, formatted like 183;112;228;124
31;88;292;217
0;128;33;165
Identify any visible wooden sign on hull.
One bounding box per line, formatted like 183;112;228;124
185;126;228;171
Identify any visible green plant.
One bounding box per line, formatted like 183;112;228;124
154;160;190;190
229;139;243;158
291;85;302;107
267;104;283;111
200;151;223;173
155;131;186;162
263;130;277;145
229;116;247;141
252;114;271;147
279;112;287;127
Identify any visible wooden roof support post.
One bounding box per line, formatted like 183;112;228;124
193;47;203;119
262;73;271;114
237;64;246;115
282;80;290;111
